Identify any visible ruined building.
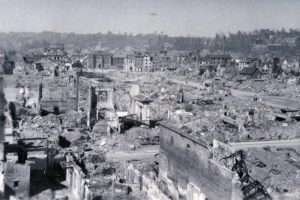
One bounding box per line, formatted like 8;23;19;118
130;94;153;125
0;83;31;198
87;51;113;69
77;73;116;133
43;44;68;62
158;122;236;200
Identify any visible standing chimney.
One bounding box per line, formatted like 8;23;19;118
37;83;43;114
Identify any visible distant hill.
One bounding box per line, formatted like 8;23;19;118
0;29;299;55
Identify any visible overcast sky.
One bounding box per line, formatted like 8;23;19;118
0;0;299;37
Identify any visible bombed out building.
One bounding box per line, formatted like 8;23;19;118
1;2;300;199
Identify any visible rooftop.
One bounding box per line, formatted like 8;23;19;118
113;53;126;58
133;94;153;103
240;66;261;75
206;54;232;59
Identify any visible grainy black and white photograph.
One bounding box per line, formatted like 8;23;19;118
0;0;300;199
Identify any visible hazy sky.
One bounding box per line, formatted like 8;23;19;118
0;0;299;37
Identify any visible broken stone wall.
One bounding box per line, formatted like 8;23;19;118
66;155;90;200
212;139;236;169
126;164;170;200
186;182;207;200
39;98;77;114
0;145;4;197
77;78;90;112
2;75;77;112
3;161;30;198
0;79;5;197
159;124;234;200
87;86;97;128
96;88;114;111
0;77;5;142
142;174;170;200
132;101;151;123
78;77;115;113
2;75;40;108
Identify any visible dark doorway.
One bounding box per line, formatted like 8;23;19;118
53;106;59;115
54;66;59;76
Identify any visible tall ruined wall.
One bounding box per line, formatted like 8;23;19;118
0;146;4;197
66;155;90;200
159;124;234;200
126;164;170;200
96;89;115;111
2;75;77;109
78;77;114;113
0;78;5;197
0;77;5;142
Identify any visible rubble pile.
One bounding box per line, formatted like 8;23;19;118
244;147;300;198
59;111;86;128
112;127;160;151
237;79;300;98
161;87;300;146
131;159;159;178
19;112;86;140
3;56;300;200
41;76;77;100
114;83;132;111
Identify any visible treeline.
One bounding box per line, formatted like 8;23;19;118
225;29;300;53
0;29;299;54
